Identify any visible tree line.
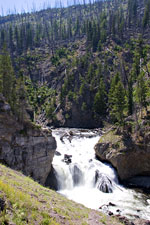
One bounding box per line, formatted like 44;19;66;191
0;0;150;55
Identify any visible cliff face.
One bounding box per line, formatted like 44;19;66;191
95;126;150;186
0;94;56;185
53;100;103;129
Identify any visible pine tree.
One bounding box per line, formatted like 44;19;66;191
113;81;126;124
108;73;120;107
142;0;150;28
132;51;140;80
87;64;95;83
128;0;137;26
0;45;15;106
108;74;126;124
93;78;107;115
15;26;20;52
9;25;14;53
87;20;93;42
15;74;27;121
127;75;134;115
135;72;148;116
0;29;6;47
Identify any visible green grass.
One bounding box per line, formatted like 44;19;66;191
99;129;121;145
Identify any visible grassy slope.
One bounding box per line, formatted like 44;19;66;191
0;164;123;225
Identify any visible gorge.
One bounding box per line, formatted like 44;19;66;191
0;94;150;224
1;0;150;223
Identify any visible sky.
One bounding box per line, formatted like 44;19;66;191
0;0;77;16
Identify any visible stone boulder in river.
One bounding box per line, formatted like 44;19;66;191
94;127;150;186
95;170;113;193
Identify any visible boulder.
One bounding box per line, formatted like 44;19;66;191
63;154;72;164
55;151;61;156
95;170;113;193
95;128;150;184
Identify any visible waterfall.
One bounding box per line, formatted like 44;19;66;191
52;128;150;220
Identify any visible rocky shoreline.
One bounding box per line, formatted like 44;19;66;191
94;125;150;189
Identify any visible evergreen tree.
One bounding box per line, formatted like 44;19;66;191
0;45;15;106
26;23;33;49
87;64;95;83
93;78;107;115
127;75;134;115
132;51;140;80
75;17;80;36
108;74;126;124
87;20;93;42
9;25;14;53
113;81;126;124
15;26;20;52
142;0;150;28
135;72;148;115
15;74;27;121
108;73;120;107
0;29;6;47
128;0;137;26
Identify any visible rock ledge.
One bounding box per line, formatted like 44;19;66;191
95;127;150;184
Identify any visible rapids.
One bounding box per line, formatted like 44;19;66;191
52;128;150;220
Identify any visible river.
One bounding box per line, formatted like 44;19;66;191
52;128;150;220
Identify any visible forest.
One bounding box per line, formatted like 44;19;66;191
0;0;150;128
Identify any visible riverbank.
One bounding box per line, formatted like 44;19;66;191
94;121;150;188
0;163;129;225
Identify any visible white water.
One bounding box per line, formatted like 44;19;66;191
52;128;150;220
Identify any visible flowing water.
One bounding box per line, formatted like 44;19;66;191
52;128;150;220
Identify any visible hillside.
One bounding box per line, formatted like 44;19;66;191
0;163;126;225
1;163;150;225
0;0;150;128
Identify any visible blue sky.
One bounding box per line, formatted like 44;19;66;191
0;0;76;15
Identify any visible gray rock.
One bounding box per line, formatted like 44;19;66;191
63;154;72;164
95;129;150;184
0;95;57;185
95;170;113;193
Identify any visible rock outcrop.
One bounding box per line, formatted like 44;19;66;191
95;127;150;185
0;94;56;185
